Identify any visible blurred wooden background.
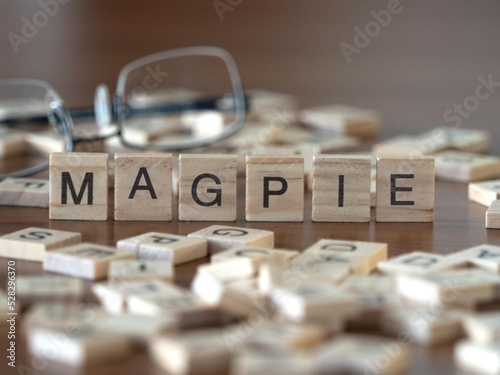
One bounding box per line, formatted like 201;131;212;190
2;2;500;374
1;0;500;145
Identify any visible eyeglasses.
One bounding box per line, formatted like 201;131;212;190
0;46;246;180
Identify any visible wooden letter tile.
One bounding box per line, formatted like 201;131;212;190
287;253;350;284
114;153;172;221
455;340;500;375
0;131;25;159
108;260;174;282
340;275;397;329
25;131;66;154
487;200;500;229
246;155;304;222
188;225;274;254
435;151;500;182
377;251;463;275
382;307;464;345
0;227;81;261
197;257;257;283
450;244;500;273
49;152;108;220
227;277;261;297
463;312;500;343
231;350;316;375
316;335;411;375
300;104;380;139
312;155;371;222
271;281;360;324
126;284;196;315
246;89;298;122
27;326;132;367
191;264;262;317
179;154;237;221
396;268;500;306
184;111;227;138
249;145;316;178
469;179;500;207
92;314;178;346
376;156;435;222
304;239;388;275
23;302;106;333
426;127;490;153
127;285;224;328
117;232;207;265
372;135;436;157
121;117;183;144
0;178;49;207
16;276;83;304
258;257;287;296
211;246;298;266
92;280;176;315
149;330;231;375
44;242;135;280
229;320;327;352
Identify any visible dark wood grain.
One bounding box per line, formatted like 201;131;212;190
2;1;500;374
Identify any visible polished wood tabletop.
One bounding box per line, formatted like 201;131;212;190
2;1;500;374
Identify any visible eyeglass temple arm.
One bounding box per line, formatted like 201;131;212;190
116;95;249;119
0;108;95;124
0;162;50;181
0;96;250;125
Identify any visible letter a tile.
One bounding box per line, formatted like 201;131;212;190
49;152;108;220
114;153;172;221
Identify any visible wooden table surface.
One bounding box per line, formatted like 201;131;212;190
2;1;500;374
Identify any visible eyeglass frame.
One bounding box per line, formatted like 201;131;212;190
112;46;246;150
0;46;246;180
0;78;74;179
